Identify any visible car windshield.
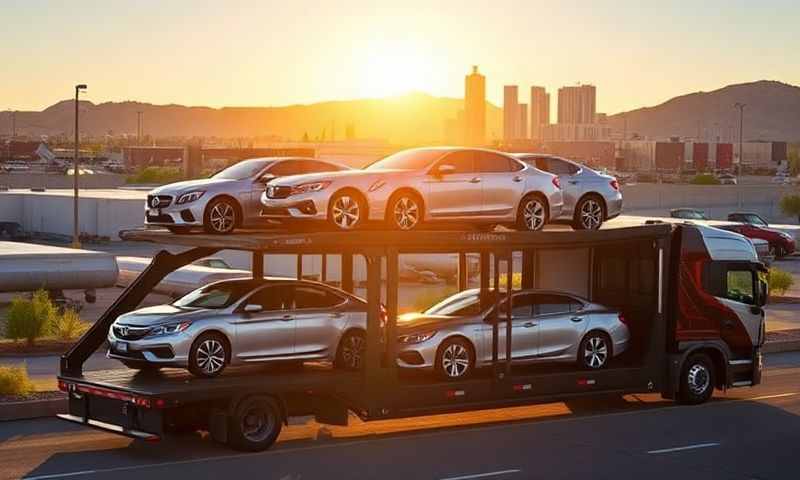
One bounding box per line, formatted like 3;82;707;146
173;281;254;309
423;290;482;316
745;215;767;226
365;149;446;171
211;159;274;180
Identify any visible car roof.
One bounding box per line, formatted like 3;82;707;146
455;288;587;302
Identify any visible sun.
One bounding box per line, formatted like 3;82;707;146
358;40;436;98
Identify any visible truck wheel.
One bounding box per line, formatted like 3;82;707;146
435;337;475;380
678;353;715;405
335;330;366;370
578;331;611;369
228;396;283;452
188;333;229;378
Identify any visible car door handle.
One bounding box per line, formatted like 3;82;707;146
523;322;536;328
570;316;583;322
512;176;523;183
469;177;481;183
568;180;579;185
281;314;294;321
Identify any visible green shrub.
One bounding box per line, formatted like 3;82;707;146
0;364;34;396
5;290;57;345
50;309;90;341
768;267;794;296
126;166;184;185
690;174;721;185
779;194;800;221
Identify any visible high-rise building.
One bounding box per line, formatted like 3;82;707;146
464;66;486;146
503;85;519;141
530;86;550;140
557;85;596;124
518;103;528;141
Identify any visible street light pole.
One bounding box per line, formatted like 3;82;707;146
734;102;745;208
73;84;87;249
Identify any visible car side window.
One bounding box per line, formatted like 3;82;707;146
497;294;535;318
303;160;341;173
745;214;767;226
436;151;475;174
726;270;755;305
245;285;293;311
533;294;574;316
477;152;513;173
547;159;579;175
293;285;344;309
267;160;303;176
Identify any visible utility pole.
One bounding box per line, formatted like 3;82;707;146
137;111;143;145
11;111;16;139
734;102;745;208
73;84;87;249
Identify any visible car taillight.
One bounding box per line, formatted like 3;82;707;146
552;176;561;189
610;179;620;191
618;313;628;325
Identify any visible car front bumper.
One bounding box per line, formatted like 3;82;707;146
107;328;192;367
260;191;329;222
144;201;206;228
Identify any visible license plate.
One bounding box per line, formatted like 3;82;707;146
116;341;128;353
147;208;160;217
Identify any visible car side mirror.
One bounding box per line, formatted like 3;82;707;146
257;174;275;184
243;304;263;313
435;164;456;176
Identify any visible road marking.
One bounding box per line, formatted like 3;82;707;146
648;442;720;454
748;392;798;401
440;469;521;480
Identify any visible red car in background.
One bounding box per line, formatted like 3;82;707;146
725;212;796;258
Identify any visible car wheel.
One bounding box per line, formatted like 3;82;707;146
335;330;366;370
121;360;161;372
228;395;283;452
388;192;423;230
578;331;612;369
188;332;229;378
516;194;547;231
436;337;474;380
328;191;365;231
204;197;239;234
167;226;192;234
677;353;715;405
573;195;605;230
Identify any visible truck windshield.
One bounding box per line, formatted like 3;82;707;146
173;282;254;309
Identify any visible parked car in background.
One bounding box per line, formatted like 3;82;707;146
145;157;350;234
725;212;795;258
108;278;377;377
261;147;563;232
670;208;708;220
515;154;623;230
396;288;629;379
718;173;737;185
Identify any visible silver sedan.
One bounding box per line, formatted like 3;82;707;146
396;289;629;379
515;154;623;230
107;278;373;377
261;147;563;231
145;157;349;234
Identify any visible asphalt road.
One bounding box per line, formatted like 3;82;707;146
2;351;799;480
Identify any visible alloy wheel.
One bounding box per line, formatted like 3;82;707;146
523;199;545;231
209;202;236;233
240;405;277;443
584;336;608;368
196;339;226;375
340;334;365;369
687;363;711;396
332;195;361;230
393;196;420;230
441;343;470;378
580;199;603;230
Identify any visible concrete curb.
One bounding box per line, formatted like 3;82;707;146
0;396;66;422
763;339;800;354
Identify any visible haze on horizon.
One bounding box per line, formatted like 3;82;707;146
1;0;798;114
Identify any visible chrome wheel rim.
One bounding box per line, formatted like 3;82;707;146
584;336;608;368
580;199;603;230
341;335;364;369
241;405;276;443
332;195;361;229
441;343;470;378
209;202;236;233
393;196;420;230
687;364;710;396
523;199;545;231
196;339;225;374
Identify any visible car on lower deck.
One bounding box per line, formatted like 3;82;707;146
108;277;377;377
395;288;629;379
514;154;623;230
726;212;796;258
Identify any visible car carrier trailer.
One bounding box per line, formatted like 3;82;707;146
57;224;767;451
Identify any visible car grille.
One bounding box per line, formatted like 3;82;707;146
266;185;292;199
145;213;174;223
147;194;173;209
113;324;151;340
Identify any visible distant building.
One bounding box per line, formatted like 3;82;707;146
518;103;528;141
529;86;550;140
542;123;611;142
503;85;519;141
558;85;596;124
464;66;486;146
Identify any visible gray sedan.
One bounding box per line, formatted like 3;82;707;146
396;289;629;379
515;154;623;230
107;278;372;377
145;157;349;234
261;147;563;231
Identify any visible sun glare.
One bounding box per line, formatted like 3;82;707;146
358;40;436;98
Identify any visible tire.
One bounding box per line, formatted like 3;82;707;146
167;226;192;234
228;395;283;452
203;197;240;234
335;330;366;370
121;360;161;372
188;332;229;378
573;195;605;230
578;331;612;370
328;190;366;231
435;337;475;380
387;191;423;230
677;353;715;405
516;194;548;231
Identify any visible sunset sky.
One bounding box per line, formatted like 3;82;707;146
1;0;798;114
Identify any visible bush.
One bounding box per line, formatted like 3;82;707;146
5;290;57;345
690;173;721;185
125;166;184;185
50;309;90;341
768;267;794;296
0;364;34;396
779;194;800;221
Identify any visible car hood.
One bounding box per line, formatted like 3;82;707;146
115;304;209;327
151;178;235;195
396;313;476;334
269;169;408;187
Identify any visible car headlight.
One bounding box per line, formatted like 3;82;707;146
146;321;192;337
290;181;331;196
398;331;436;344
176;191;205;204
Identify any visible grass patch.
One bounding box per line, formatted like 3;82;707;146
6;290;57;346
0;364;34;396
769;267;794;296
125;166;184;185
50;308;90;341
690;173;721;185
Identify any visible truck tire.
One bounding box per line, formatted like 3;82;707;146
228;396;283;452
677;353;715;405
